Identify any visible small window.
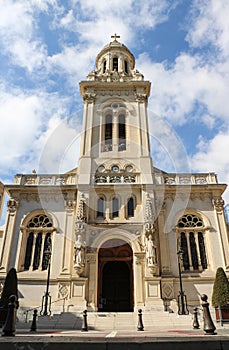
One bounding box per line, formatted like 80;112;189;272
104;114;112;151
127;197;134;217
118;114;126;151
24;232;34;270
103;60;106;73
113;57;118;71
112;197;119;218
97;197;105;218
33;233;42;270
124;60;128;74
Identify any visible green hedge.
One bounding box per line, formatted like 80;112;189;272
212;267;229;308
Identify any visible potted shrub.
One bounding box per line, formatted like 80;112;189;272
212;267;229;322
0;268;18;327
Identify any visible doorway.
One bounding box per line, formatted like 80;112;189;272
98;239;133;312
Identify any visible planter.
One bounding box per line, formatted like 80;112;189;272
215;306;229;322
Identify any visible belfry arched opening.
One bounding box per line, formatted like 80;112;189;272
98;239;133;312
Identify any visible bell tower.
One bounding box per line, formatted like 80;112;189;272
78;35;153;185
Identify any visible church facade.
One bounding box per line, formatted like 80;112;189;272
0;37;228;316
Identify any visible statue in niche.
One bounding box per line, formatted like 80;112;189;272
74;234;86;267
145;233;157;266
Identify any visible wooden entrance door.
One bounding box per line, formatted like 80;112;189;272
98;239;133;312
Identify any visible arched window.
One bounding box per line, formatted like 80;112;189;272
112;197;119;218
97;197;105;218
127;197;134;217
124;60;128;74
103;60;106;73
177;214;207;272
118;114;126;151
113;57;118;71
24;232;34;270
104;114;112;151
23;214;53;271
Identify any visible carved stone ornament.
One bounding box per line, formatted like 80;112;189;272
144;231;157;267
7;198;18;213
65;199;76;212
135;93;147;103
73;234;86;276
58;283;69;299
144;194;154;223
76;194;87;221
213;198;225;212
83;92;96;103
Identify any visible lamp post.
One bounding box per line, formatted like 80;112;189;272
177;249;189;315
40;243;52;316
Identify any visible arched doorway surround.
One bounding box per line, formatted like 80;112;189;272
98;239;133;312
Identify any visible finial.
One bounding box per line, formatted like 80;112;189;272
111;33;120;41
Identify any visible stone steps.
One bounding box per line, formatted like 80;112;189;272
17;310;195;331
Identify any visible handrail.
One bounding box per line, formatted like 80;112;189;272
23;296;67;323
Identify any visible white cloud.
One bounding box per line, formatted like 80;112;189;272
136;52;229;125
187;0;229;57
0;0;48;72
191;131;229;203
0;85;79;177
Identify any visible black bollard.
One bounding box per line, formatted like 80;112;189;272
137;309;144;331
30;309;38;332
193;307;200;329
201;294;217;335
2;295;17;337
81;310;88;332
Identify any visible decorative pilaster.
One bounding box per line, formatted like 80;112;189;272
213;197;229;269
0;198;19;272
134;253;145;307
87;254;97;311
61;196;76;274
157;201;172;275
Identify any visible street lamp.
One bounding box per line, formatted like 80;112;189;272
177;249;189;315
40;243;52;316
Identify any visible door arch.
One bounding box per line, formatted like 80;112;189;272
98;239;133;312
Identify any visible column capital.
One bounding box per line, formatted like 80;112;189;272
7;198;19;214
213;198;225;212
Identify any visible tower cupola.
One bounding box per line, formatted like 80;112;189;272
86;34;145;82
96;34;135;75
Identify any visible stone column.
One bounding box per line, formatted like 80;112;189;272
213;198;229;270
0;198;19;272
61;199;75;274
134;252;145;308
157;202;171;275
87;254;97;311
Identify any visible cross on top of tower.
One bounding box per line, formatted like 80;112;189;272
111;33;120;41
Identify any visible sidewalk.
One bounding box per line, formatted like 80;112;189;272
0;326;229;350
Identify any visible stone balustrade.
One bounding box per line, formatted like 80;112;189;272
14;174;77;186
159;172;218;185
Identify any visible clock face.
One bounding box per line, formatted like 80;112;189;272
97;165;105;173
111;165;119;172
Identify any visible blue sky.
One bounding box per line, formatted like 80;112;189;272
0;0;229;225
